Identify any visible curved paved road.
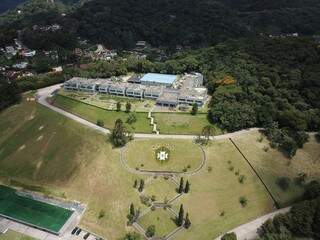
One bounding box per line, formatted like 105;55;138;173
36;84;261;140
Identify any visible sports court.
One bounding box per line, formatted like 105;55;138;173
0;185;74;234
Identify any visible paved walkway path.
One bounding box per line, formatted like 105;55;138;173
36;84;262;140
119;142;207;176
215;207;291;240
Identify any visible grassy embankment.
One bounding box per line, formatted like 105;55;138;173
1;95;319;239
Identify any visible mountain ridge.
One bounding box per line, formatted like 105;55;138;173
0;0;319;49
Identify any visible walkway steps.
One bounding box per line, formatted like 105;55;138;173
148;108;159;135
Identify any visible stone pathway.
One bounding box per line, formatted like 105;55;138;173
148;107;159;135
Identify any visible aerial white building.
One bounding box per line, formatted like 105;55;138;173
63;72;208;106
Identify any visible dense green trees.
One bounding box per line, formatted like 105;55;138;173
2;0;320;49
259;199;320;239
304;181;320;200
191;103;198;115
125;102;131;113
145;225;155;238
22;29;78;51
70;0;320;49
71;0;247;49
138;179;144;192
0;74;21;111
178;177;184;194
177;204;184;226
167;38;320;157
184;213;191;229
258;181;320;240
184;180;190;194
110;119;131;147
122;232;142;240
221;232;237;240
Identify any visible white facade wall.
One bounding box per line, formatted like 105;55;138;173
108;86;126;96
78;83;96;92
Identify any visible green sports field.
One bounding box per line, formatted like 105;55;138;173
0;185;73;233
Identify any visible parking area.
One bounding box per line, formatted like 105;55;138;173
69;227;103;240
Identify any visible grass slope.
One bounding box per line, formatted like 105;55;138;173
173;139;274;239
232;131;320;207
0;98;93;183
1;94;319;240
0;96;141;239
0;230;35;240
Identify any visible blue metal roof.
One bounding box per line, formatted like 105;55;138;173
141;73;177;84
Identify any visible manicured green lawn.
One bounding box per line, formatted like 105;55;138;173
124;139;204;172
144;177;178;202
154;113;222;135
0;230;35;240
0;98;100;183
54;92;222;135
138;208;178;237
232;131;320;207
52;94;152;133
59;90;155;112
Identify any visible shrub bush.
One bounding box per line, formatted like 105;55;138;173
96;119;104;127
304;180;320;200
145;225;155;237
126;114;137;124
276;177;291;191
238;175;246;184
239;196;248;207
221;232;237;240
98;210;105;219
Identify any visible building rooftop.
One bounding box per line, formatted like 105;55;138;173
66;77;105;85
108;82;130;89
157;89;179;103
141;73;177;85
144;85;164;93
126;84;146;91
179;87;207;100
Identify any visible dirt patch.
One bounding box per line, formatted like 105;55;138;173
37;135;43;141
36;161;43;170
18;145;26;151
39;126;44;131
